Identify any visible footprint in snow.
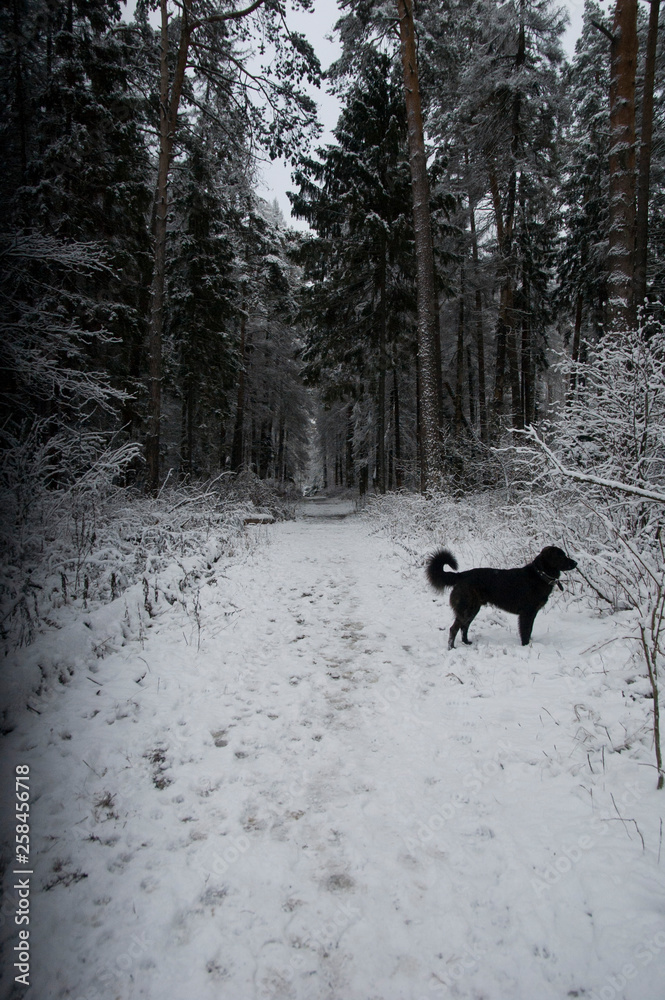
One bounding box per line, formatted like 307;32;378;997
322;872;356;892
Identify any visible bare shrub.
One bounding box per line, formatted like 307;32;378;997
512;324;665;788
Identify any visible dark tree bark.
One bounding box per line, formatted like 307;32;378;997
488;168;508;417
145;0;268;492
145;0;171;493
396;0;442;490
634;0;660;310
488;17;525;429
469;199;488;443
12;0;27;179
520;273;533;426
607;0;639;330
392;367;403;489
376;249;387;493
345;402;355;488
455;266;465;438
466;346;475;427
181;377;196;478
230;297;248;471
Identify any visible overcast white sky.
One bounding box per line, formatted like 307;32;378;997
123;0;591;227
257;0;589;228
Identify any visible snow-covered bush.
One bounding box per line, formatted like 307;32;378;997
0;439;260;654
215;469;301;521
362;488;552;563
513;326;665;604
513;324;665;787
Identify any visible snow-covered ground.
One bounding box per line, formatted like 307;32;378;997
1;498;664;1000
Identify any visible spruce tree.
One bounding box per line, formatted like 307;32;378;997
291;51;419;492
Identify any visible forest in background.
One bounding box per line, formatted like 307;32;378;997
1;0;663;499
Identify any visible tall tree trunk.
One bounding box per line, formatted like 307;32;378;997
415;346;422;489
183;377;195;477
505;286;522;429
488;168;509;419
568;297;582;397
469;200;488;443
277;420;286;481
466;346;475;426
520;274;533;426
145;0;171;493
230;298;247;471
219;419;227;472
455;267;465;438
634;0;660;311
345;402;355;488
12;0;27;179
488;17;524;428
607;0;639;330
396;0;442;490
377;250;387;493
392;367;403;489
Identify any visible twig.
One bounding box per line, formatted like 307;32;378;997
610;794;646;849
639;623;665;790
515;426;665;504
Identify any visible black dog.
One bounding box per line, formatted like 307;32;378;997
426;546;577;648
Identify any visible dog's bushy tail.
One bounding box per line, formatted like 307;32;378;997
426;549;459;590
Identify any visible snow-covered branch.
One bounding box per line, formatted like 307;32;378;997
516;425;665;505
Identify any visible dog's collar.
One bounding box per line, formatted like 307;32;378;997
535;565;564;591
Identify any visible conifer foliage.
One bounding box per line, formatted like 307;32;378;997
1;0;320;500
0;0;664;506
290;0;664;491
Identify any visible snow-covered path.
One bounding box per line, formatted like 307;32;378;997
2;500;665;1000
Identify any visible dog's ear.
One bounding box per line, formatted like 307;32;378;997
538;546;562;573
542;546;577;572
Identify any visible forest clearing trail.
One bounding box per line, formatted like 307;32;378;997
1;499;665;1000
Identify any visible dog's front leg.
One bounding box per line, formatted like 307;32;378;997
518;611;537;645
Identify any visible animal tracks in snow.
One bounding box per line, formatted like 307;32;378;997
2;499;665;1000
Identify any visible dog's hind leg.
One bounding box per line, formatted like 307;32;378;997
448;619;462;649
449;589;480;648
449;616;475;649
459;620;474;645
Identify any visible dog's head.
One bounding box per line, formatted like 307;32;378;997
538;546;577;574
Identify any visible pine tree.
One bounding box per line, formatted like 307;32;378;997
291;51;420;492
165;124;238;478
607;0;639;330
558;1;611;347
141;0;321;492
634;0;661;311
224;197;312;482
0;0;154;439
421;0;566;434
